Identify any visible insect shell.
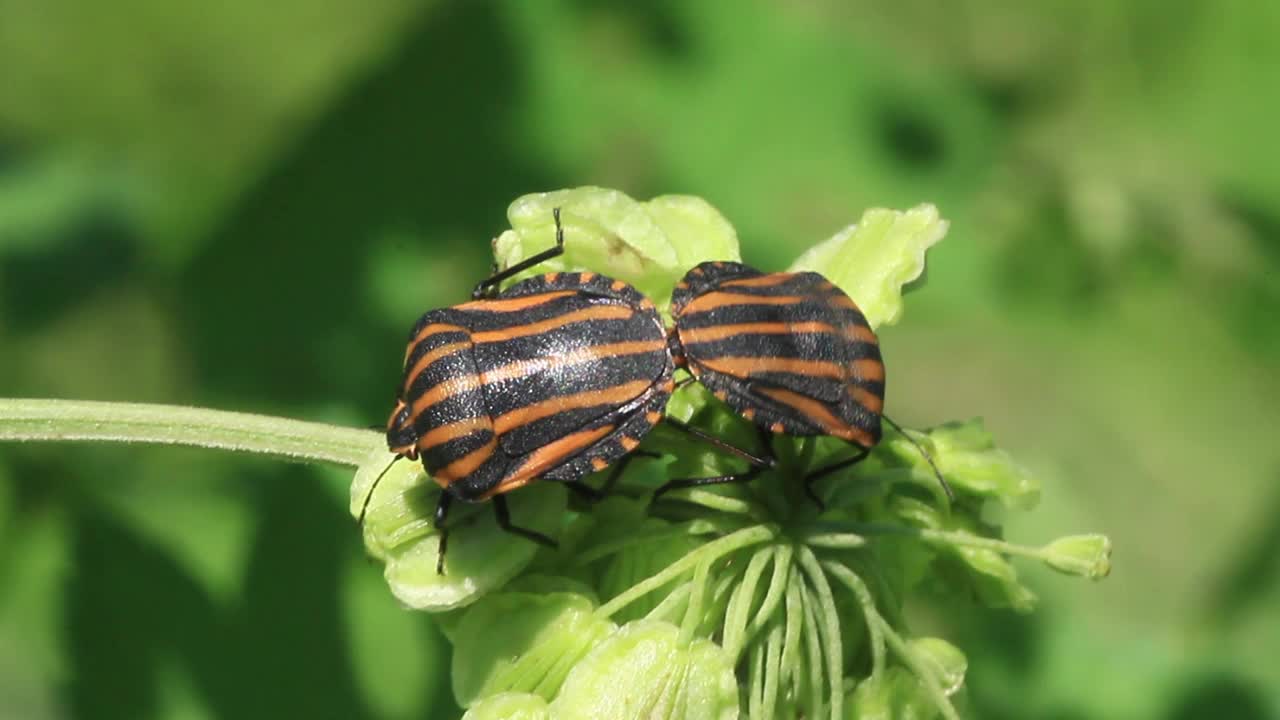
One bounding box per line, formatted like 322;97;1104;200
384;271;674;561
668;260;884;449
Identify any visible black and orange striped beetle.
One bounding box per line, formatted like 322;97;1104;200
364;209;676;573
657;260;953;505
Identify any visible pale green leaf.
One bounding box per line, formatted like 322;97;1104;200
452;592;615;707
461;692;552;720
495;187;739;309
550;620;739;720
353;449;567;610
789;204;948;329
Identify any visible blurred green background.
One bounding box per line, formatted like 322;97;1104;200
1;1;1277;718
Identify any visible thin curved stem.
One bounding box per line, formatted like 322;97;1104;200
0;398;381;468
596;524;776;619
822;560;886;681
796;545;843;720
850;521;1056;563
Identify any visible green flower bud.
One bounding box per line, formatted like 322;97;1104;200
1042;534;1113;580
452;592;616;707
909;637;968;696
847;666;944;720
789;204;948;329
548;620;739;720
461;692;551;720
495;187;740;310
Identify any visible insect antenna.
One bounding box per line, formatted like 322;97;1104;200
358;454;404;525
882;415;956;502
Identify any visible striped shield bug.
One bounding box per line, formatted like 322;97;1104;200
364;209;675;573
659;260;953;505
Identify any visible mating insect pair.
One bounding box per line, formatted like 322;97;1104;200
362;209;950;573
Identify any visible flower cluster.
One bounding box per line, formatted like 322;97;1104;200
350;187;1111;720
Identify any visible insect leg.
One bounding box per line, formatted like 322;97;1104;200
472;207;567;299
357;454;403;526
800;446;870;511
565;481;605;502
652;466;766;501
663;418;775;469
492;494;558;548
651;419;775;501
596;449;663;497
434;491;454;575
882;415;955;501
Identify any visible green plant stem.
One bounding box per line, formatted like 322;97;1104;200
852;521;1055;562
797;545;844;720
797;582;825;718
679;557;713;645
743;545;792;648
822;560;886;681
723;547;775;660
596;524;777;619
0;398;381;467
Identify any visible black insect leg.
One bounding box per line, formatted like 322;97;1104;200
492;494;559;549
357;454;403;525
800;447;870;511
652;465;766;501
663;418;776;469
472;207;567;299
755;426;776;464
434;491;453;575
882;415;956;501
652;420;776;500
565;481;604;502
595;450;663;497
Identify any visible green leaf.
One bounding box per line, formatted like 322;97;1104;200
549;620;740;720
349;449;416;558
452;592;616;707
461;692;552;720
495;187;740;309
663;382;716;426
886;497;1038;612
887;496;946;531
871;535;938;607
504;573;602;603
788;204;948;329
646;194;742;278
353;451;567;610
942;540;1038;613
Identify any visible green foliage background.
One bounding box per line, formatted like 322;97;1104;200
1;1;1277;718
